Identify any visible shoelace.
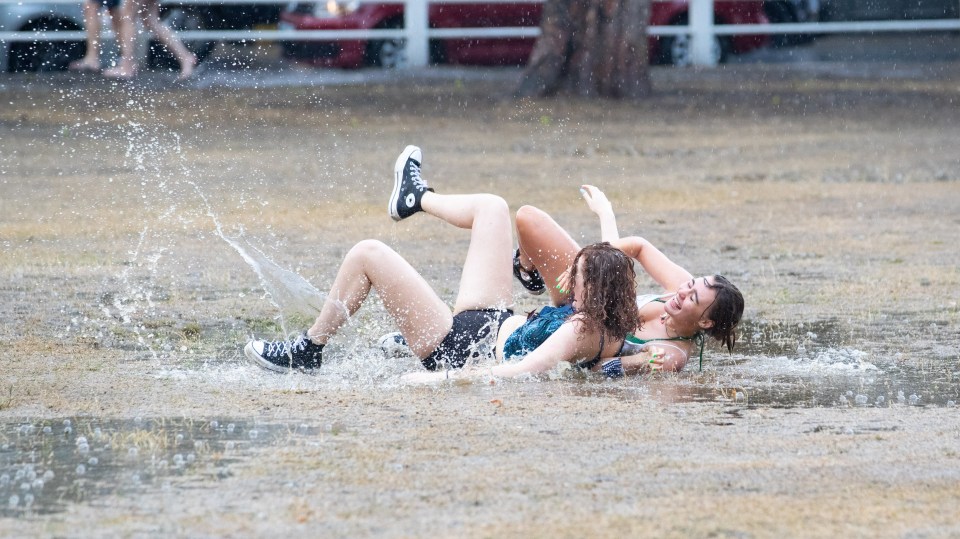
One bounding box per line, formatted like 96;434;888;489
265;334;308;357
408;162;428;191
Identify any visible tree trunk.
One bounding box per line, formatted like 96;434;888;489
514;0;651;99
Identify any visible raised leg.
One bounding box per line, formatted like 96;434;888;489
306;239;452;358
515;205;580;306
420;192;514;313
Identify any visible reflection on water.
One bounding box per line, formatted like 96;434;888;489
561;317;960;409
0;417;317;518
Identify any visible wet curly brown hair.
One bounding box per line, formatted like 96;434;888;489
568;242;642;342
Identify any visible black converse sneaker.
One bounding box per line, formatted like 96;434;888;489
244;333;323;373
512;248;546;295
389;145;433;221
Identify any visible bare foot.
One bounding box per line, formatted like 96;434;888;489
103;65;136;80
68;59;100;73
176;54;198;82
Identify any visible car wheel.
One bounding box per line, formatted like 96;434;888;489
765;1;799;48
658;15;728;67
148;7;215;70
8;18;84;72
365;18;407;69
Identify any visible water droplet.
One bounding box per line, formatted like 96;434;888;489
88;457;99;466
909;394;920;405
8;495;19;508
875;396;885;405
134;417;143;426
948;400;956;407
210;420;219;429
128;447;139;458
75;464;86;476
42;470;54;481
186;453;196;464
226;423;236;433
63;426;72;435
31;479;44;491
78;443;90;455
23;493;34;508
0;474;10;488
175;433;184;445
225;441;235;451
42;426;52;435
248;430;258;440
63;419;72;428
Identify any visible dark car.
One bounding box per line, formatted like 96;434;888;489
279;0;770;69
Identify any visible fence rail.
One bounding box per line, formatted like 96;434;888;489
2;0;960;67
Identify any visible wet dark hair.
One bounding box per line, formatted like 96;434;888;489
568;243;642;342
703;274;744;352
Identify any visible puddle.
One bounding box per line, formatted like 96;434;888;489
0;417;318;518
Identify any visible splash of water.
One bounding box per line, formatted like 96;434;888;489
106;105;330;346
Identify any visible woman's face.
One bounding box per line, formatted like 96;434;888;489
664;276;718;330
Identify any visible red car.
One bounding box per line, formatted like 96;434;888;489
279;1;769;68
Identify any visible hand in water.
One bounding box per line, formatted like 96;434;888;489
647;345;665;373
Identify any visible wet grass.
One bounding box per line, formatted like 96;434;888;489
2;63;960;535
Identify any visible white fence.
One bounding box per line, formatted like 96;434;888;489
2;0;960;67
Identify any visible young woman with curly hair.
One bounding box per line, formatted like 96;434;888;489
244;146;642;381
511;185;744;376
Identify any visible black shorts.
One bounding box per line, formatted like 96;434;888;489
421;308;514;371
92;0;122;11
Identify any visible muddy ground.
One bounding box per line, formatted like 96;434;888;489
1;57;959;537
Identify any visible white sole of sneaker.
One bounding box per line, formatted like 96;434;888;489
244;341;293;373
388;145;420;222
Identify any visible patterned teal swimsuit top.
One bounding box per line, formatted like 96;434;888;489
501;304;575;360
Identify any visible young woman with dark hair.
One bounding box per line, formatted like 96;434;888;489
512;185;744;375
244;147;643;380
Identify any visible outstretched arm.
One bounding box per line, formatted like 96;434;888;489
580;185;619;242
611;236;694;293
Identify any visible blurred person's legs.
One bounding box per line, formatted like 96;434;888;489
135;0;197;80
69;0;105;71
102;0;138;79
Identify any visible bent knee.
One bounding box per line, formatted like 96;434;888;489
477;194;510;217
349;239;392;260
516;205;547;233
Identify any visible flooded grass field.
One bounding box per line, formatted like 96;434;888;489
1;59;960;536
